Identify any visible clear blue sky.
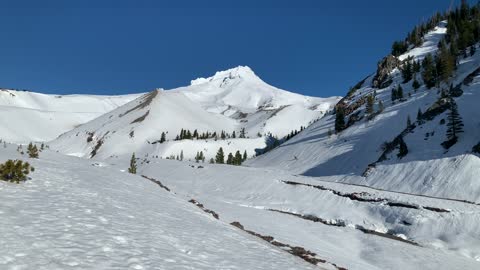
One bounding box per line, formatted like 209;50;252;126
0;0;471;97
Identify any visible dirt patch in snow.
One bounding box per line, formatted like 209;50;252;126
282;180;451;213
230;221;347;270
130;110;150;124
268;209;420;247
141;175;171;192
188;199;220;220
119;90;158;118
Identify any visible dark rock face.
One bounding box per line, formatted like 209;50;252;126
373;55;400;89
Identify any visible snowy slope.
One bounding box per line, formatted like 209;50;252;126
0;89;139;143
134;158;480;270
249;22;480;202
0;144;318;270
50;67;339;161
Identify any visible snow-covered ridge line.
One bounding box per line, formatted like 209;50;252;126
190;66;258;86
50;66;340;162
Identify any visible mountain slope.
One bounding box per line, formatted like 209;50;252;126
50;67;340;161
0;145;318;270
0;89;140;143
249;21;480;202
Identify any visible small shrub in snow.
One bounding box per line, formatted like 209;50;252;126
27;143;39;158
128;153;137;174
0;159;34;183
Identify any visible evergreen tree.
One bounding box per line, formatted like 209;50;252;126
401;60;414;83
180;129;184;140
417;108;423;124
0;159;33;183
239;128;246;138
407;115;412;128
412;75;421;90
242;150;247;161
209;158;215;164
234;151;243;165
397;85;404;99
215;147;225;164
436;41;456;82
392;40;408;56
226;153;234;165
413;60;421;73
335;107;346;132
445;99;464;143
232;131;236;138
128;153;137;174
180;150;184;161
391;88;396;102
27;143;39;158
160;132;166;143
397;137;408;158
422;53;437;88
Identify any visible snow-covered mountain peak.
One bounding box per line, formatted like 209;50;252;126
190;66;260;87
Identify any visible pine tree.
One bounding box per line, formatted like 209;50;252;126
401;60;413;83
392;40;408;56
234;151;243;165
242;150;247;161
436;41;456;83
397;137;408;158
445;99;464;143
422;53;437;88
391;88;396;102
412;75;421;90
226;153;234;164
209;158;215;164
180;150;184;161
239;128;246;138
407;115;412;128
160;132;166;143
128;153;137;174
27;143;39;158
366;95;374;114
417;108;423;124
179;129;184;140
335;107;346;132
397;85;404;99
232;131;236;138
0;159;33;183
215;147;225;164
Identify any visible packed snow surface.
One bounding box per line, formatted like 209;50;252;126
0;145;318;270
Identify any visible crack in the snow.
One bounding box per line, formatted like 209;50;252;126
282;180;451;213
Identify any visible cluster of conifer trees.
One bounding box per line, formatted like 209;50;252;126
213;147;247;165
172;128;247;141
